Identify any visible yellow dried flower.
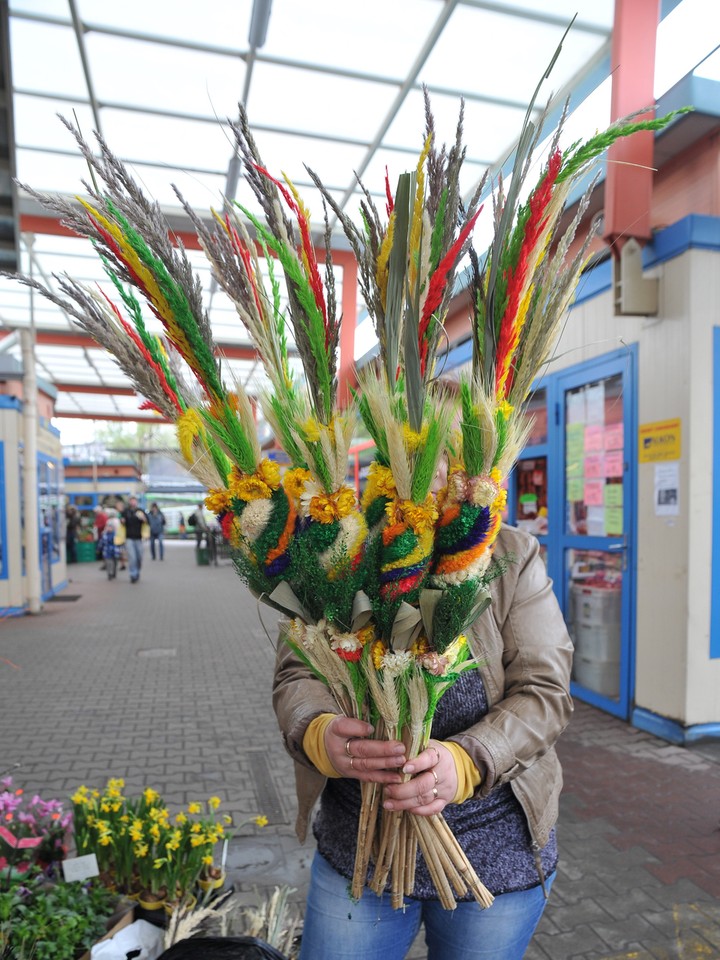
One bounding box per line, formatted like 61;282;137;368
371;640;388;670
257;458;281;490
308;486;356;524
283;467;312;501
205;487;231;514
361;464;396;508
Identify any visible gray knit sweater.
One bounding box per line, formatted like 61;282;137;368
312;669;558;899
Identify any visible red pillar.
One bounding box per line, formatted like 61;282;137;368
602;0;660;255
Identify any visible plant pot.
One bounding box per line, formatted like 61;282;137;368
198;870;226;893
164;893;197;916
137;889;167;911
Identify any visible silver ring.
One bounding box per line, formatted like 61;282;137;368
431;768;439;786
345;738;355;758
432;787;438;799
349;756;354;770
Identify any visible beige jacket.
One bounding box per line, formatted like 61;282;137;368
272;525;574;849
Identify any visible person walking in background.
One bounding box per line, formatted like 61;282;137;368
190;502;208;547
178;512;187;539
120;495;149;584
148;502;166;561
99;508;121;579
94;504;109;567
65;505;80;564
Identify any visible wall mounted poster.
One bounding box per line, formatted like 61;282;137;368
639;418;681;463
654;462;679;516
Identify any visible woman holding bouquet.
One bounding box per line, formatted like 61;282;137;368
273;524;573;960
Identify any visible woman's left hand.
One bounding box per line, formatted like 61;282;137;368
381;740;457;817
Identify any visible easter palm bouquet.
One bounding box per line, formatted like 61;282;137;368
16;70;682;908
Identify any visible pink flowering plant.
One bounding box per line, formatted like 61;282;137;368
0;777;72;882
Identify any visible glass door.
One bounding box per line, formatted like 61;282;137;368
554;349;636;718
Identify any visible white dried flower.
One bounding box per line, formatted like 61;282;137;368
381;651;414;675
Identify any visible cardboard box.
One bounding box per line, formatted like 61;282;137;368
77;901;135;960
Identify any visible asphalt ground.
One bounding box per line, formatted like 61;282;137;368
2;540;720;959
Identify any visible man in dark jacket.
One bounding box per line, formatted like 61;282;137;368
148;503;166;561
121;496;149;583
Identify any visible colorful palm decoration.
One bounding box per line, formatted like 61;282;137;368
14;63;685;909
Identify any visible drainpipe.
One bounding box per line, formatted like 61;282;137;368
21;327;42;614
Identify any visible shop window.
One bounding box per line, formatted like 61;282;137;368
565;373;624;537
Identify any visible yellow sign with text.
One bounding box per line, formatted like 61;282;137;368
638;418;681;463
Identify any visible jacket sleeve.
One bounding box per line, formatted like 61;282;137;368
448;531;574;794
272;634;340;771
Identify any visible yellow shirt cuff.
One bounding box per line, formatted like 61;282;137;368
302;713;342;779
444;741;482;804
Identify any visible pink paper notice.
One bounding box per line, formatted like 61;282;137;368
584;480;605;506
604;423;624;450
604;450;624;478
584;424;604;452
584;454;604;479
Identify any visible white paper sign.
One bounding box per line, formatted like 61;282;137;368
62;852;99;883
654;462;679;516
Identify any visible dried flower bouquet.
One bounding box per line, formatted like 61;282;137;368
14;46;684;908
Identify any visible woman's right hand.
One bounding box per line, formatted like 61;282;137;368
324;716;406;783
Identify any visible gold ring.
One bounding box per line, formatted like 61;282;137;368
349;756;355;770
345;738;354;758
431;768;439;786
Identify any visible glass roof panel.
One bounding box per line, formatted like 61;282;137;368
249;62;396;143
76;0;252;49
16;148;96;196
10;0;69;16
86;33;246;117
260;0;441;77
10;19;85;98
495;0;614;30
14;96;95;152
655;0;720;97
421;8;607;103
385;89;528;166
100;109;231;174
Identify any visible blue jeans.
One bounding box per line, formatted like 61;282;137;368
125;538;143;580
299;852;554;960
150;534;163;560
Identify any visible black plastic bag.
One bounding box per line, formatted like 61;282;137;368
156;936;289;960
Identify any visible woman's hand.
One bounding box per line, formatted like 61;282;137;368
324;716;406;784
382;740;458;817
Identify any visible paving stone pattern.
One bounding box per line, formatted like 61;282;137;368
2;542;720;959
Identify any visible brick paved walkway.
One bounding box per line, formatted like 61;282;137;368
2;541;720;958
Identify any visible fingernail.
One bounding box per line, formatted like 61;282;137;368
393;744;405;753
383;801;394;810
403;764;414;774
